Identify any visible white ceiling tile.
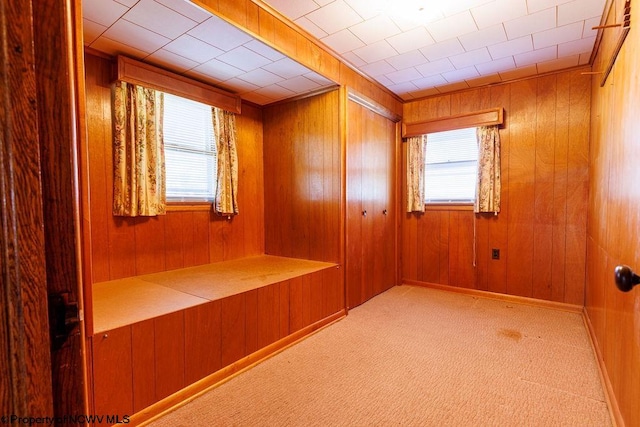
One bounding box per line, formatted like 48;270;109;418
163;34;223;63
341;52;367;67
83;19;107;45
527;0;572;13
360;60;396;77
475;56;516;74
123;0;197;40
385;67;423;84
255;84;296;100
389;12;444;32
488;35;533;59
306;0;363;35
532;21;584;49
467;73;502;86
386;50;428;71
190;58;244;81
322;29;365;54
583;16;601;37
262;0;319;20
154;0;211;23
217;46;272;72
304;72;335;86
449;48;492;68
514;45;557;66
294;17;329;39
237;68;284;86
442;66;480;83
558;35;596;56
315;0;335;6
277;75;321;92
440;0;494;17
89;36;147;59
415;58;456;77
419;39;465;62
373;75;393;87
498;64;538;80
426;11;478;42
536;54;579;73
352;40;398;63
411;74;448;88
386;81;419;95
262;58;310;79
146;48;199;72
114;0;138;6
244;40;286;62
386;27;435;54
504;7;556;40
558;0;607;26
102;19;171;53
345;0;383;20
189;16;253;51
83;0;128;27
471;0;528;29
458;24;507;51
349;15;401;44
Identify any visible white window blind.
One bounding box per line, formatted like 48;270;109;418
424;127;477;203
163;93;217;202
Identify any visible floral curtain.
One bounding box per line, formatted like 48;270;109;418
406;135;427;213
475;125;501;214
112;81;166;217
213;107;239;215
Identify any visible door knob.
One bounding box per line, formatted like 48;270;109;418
383;209;388;215
362;210;367;217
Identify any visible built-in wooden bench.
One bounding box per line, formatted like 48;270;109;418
90;255;345;424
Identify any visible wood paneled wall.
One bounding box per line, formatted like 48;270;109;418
586;0;640;425
402;68;590;305
263;90;341;263
84;53;265;283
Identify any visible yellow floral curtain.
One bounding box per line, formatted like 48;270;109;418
213;107;239;215
406;135;427;213
475;125;501;214
112;81;166;217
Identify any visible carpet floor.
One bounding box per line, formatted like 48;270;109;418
147;285;611;426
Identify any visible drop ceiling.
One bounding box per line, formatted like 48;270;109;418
83;0;607;104
82;0;336;105
263;0;606;99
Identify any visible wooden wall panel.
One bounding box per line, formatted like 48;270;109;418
402;68;590;305
84;53;265;283
586;1;640;424
131;320;155;413
263;90;341;264
184;301;222;386
154;312;185;400
92;327;132;416
221;294;246;367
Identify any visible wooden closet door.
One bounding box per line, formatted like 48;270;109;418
346;101;364;308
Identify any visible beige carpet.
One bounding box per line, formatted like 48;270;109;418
148;285;611;426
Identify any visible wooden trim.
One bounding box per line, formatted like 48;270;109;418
590;0;615;64
339;86;348;314
402;280;584;313
402;107;503;137
115;55;242;114
132;310;346;426
165;202;213;212
347;89;402;122
599;0;632;87
264;85;340;107
582;309;624;427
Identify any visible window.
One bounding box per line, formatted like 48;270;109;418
424;127;477;204
163;93;217;202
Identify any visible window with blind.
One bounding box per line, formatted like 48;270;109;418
424;127;477;204
163;93;217;202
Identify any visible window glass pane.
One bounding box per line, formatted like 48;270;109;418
163;93;217;201
424;127;477;203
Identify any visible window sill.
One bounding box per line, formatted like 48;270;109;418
425;203;473;211
166;202;212;212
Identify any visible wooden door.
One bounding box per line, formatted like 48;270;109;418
346;96;397;308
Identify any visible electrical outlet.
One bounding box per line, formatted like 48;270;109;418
492;249;500;260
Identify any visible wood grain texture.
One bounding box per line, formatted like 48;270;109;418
402;68;590;305
0;0;54;416
154;312;185;401
263;90;341;263
131;320;155;413
184;301;222;386
92;327;133;416
84;54;265;283
586;1;640;424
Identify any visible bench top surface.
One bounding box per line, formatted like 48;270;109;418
92;255;337;333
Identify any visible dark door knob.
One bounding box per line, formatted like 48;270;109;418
614;265;640;292
362;210;367;217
